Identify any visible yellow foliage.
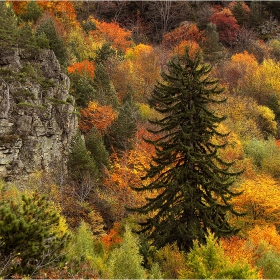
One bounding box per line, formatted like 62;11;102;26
220;94;262;140
67;27;96;63
242;58;280;103
125;43;154;60
257;105;277;136
233;173;280;228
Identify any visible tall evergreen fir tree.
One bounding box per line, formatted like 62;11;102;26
130;48;243;251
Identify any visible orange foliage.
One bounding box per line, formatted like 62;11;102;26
101;222;122;250
68;60;96;78
173;40;200;58
101;125;156;220
231;50;258;66
37;1;78;27
90;19;132;52
248;224;280;253
79;101;117;134
163;22;203;49
10;1;28;15
220;236;255;266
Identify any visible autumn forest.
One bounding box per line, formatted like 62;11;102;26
2;1;280;278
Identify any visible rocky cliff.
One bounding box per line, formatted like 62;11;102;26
0;47;77;180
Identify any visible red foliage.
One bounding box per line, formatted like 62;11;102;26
210;8;239;46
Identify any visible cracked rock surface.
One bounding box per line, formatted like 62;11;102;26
0;47;77;180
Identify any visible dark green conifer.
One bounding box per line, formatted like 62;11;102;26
68;131;98;182
106;93;139;153
36;18;67;66
93;63;119;108
18;22;37;49
130;48;243;251
20;1;42;23
0;2;19;47
85;126;109;172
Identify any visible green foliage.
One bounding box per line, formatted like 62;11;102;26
202;23;224;63
106;93;139;153
270;39;280;59
93;63;119;108
36;18;67;66
181;231;259;279
85;127;109;172
130;47;243;251
81;18;97;33
254;241;280;278
0;190;70;278
68;131;98;182
244;138;280;177
256;105;277;138
148;262;163;279
107;226;146;279
69;73;96;108
18;22;37;49
94;42;116;64
20;1;42;23
0;2;19;47
36;32;50;49
66;221;107;277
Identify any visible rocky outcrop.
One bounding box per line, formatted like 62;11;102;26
0;47;77;180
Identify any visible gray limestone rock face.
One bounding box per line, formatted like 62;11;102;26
0;47;78;180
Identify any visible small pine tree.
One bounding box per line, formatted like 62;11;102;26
0;2;19;47
94;42;115;64
67;221;95;263
69;73;96;108
202;23;224;63
107;226;146;279
93;63;119;108
106;93;139;153
130;48;243;251
85;127;109;172
254;241;280;278
0;191;70;278
68;131;98;182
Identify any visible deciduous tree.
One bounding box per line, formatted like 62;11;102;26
210;8;239;47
